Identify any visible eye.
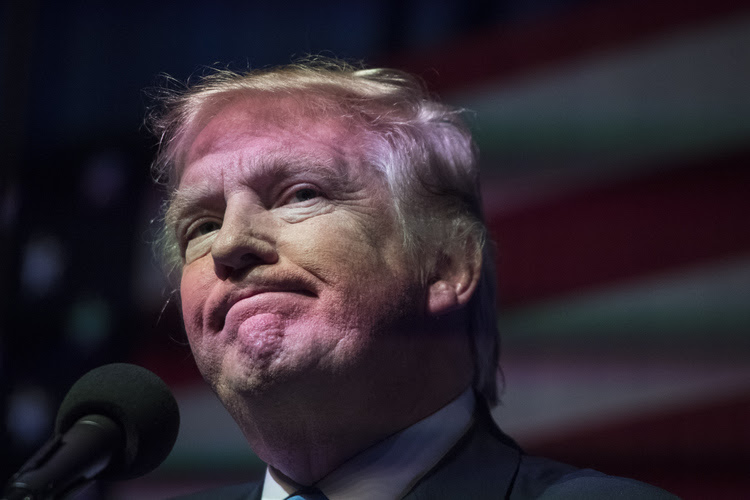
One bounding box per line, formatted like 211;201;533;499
186;220;221;241
289;187;322;204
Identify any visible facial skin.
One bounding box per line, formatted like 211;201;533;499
171;95;476;484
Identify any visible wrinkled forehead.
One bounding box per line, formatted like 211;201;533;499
173;93;372;186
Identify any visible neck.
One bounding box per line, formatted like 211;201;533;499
220;318;474;485
226;374;471;485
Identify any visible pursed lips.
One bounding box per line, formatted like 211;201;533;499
207;283;316;332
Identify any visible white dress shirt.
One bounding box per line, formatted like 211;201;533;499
261;388;475;500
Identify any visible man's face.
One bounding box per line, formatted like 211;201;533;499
173;97;425;405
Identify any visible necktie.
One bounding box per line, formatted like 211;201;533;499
285;488;329;500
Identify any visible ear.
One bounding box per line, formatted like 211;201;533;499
427;238;482;317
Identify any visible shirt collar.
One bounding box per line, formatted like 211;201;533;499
261;387;475;500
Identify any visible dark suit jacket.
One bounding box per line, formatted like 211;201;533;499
174;403;679;499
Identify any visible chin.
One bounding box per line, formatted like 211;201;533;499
215;354;272;392
214;350;302;400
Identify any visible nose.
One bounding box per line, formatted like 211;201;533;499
210;206;279;280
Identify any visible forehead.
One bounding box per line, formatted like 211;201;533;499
179;95;364;185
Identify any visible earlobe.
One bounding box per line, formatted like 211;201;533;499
427;246;481;316
428;280;459;315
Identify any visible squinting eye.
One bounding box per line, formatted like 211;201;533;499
291;188;321;203
187;221;221;241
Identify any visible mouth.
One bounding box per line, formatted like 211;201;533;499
208;286;316;333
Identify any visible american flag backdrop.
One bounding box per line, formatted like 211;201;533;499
396;1;750;496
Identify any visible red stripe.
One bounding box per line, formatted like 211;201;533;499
488;149;750;306
524;390;750;500
384;0;750;93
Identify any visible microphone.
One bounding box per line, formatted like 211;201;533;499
2;363;180;500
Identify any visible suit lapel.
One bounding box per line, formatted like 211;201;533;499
245;481;263;500
402;401;521;500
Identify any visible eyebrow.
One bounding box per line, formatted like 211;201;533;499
165;183;220;237
252;145;354;183
166;151;356;231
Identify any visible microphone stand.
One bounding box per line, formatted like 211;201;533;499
2;415;122;500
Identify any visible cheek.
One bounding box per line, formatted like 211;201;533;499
284;224;385;283
288;219;413;316
179;262;213;340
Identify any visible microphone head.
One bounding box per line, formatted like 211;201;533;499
55;363;180;480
